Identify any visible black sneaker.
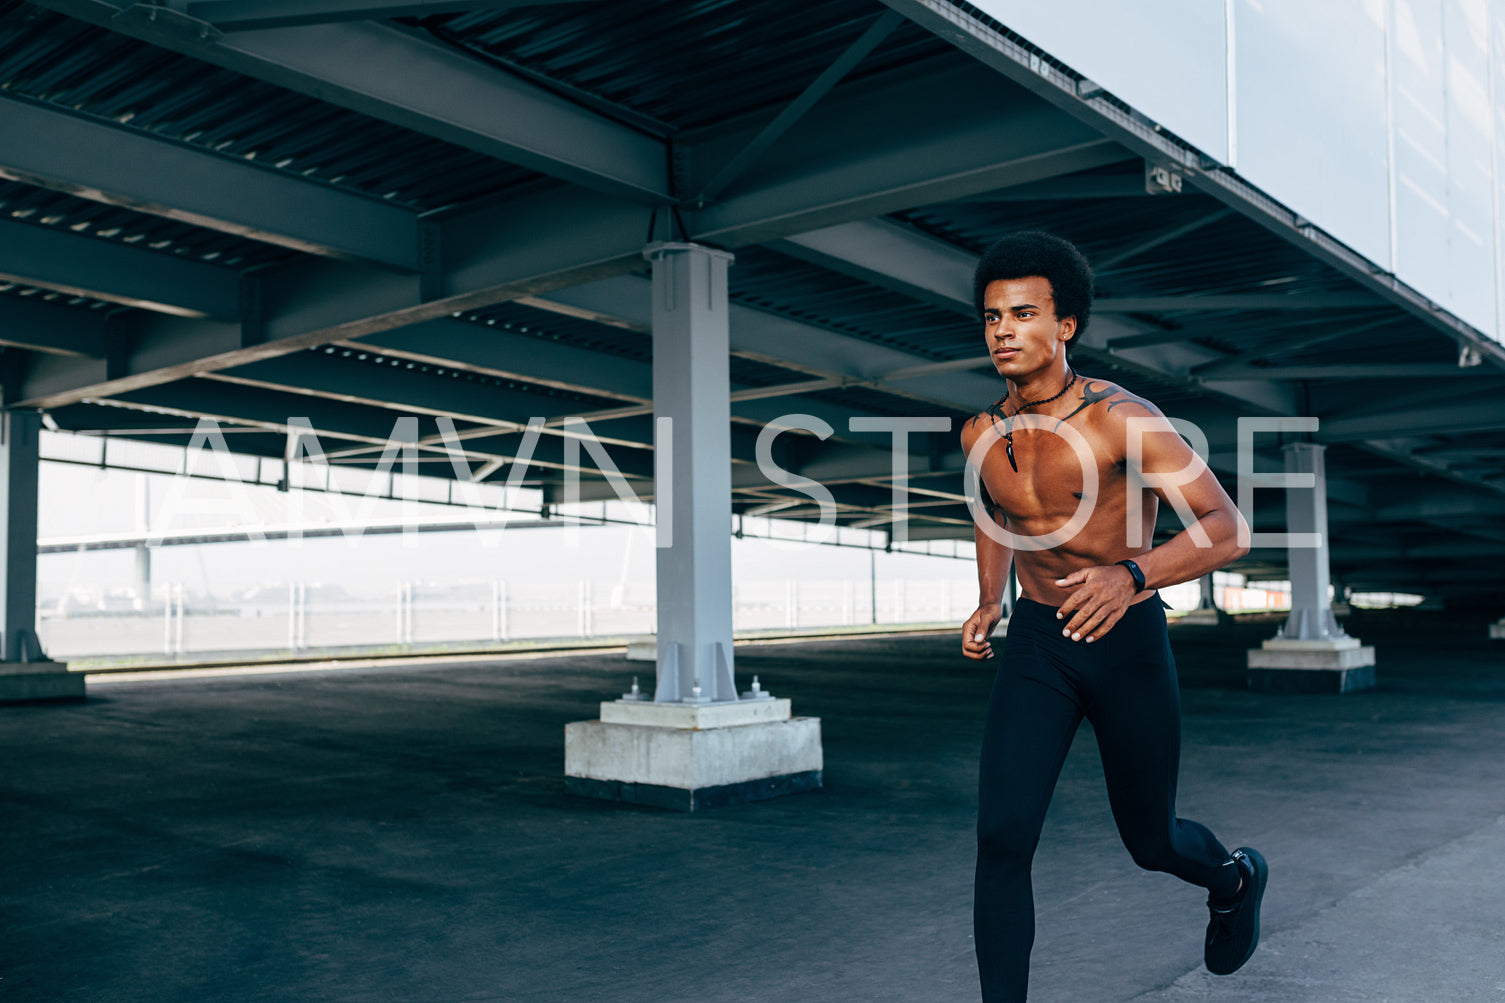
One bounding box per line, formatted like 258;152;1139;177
1204;847;1267;975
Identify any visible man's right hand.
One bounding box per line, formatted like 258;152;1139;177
962;603;1004;660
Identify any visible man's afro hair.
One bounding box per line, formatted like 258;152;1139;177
972;231;1094;344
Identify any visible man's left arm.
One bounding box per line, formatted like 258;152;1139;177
1056;406;1250;643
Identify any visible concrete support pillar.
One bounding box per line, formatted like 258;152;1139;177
133;545;151;613
565;244;821;809
1330;575;1351;616
1247;442;1374;693
0;410;82;702
133;476;151;611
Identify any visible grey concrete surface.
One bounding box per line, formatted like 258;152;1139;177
1;607;1502;1002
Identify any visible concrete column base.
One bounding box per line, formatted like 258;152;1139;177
1247;638;1376;693
0;661;84;703
565;697;822;811
1488;619;1505;641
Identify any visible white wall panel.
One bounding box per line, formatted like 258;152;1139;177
1444;0;1498;336
968;0;1230;162
968;0;1504;341
1234;0;1394;268
1493;0;1505;341
1391;0;1454;314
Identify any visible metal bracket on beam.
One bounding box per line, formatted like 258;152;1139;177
1144;160;1186;195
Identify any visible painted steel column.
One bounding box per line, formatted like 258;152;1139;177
1276;442;1349;641
0;409;46;663
646;242;738;703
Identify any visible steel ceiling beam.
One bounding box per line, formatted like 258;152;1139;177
688;61;1130;246
1322;384;1490;421
0;97;421;270
1188;315;1403;377
10;187;651;408
5;44;1132;411
775;218;976;315
1104;329;1201;350
26;3;672;203
1095;294;1380;312
765;217;1302;419
0;218;241;319
528;274;1005;412
206;332;937;478
341;319;922;452
107;379;659;480
1203;363;1500;381
0;297;111;360
202;352;818;472
186;0;591;31
960;173;1152;201
1321;399;1505;443
696;10;905;203
205;351;632;435
345;319;653;401
1372;490;1505;521
1091;208;1233;272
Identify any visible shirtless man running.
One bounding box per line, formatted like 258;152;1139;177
959;232;1267;1002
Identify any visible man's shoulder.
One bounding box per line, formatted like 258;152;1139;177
1062;376;1162;427
960;408;998;446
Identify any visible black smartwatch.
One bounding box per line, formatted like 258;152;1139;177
1115;559;1148;593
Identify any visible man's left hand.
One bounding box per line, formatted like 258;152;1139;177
1053;564;1139;643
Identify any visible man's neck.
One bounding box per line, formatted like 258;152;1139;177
1008;361;1073;407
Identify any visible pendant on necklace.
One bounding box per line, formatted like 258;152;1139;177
1005;436;1018;472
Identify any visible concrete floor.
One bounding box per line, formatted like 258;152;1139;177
2;608;1503;1002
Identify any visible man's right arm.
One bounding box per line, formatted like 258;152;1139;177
961;418;1011;660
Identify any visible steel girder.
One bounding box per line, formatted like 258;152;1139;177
184;1;593;32
0;297;111;359
0;97;421;269
528;275;1005;412
8;63;1125;409
342;317;955;454
104;378;662;482
21;4;672;203
0;217;242;318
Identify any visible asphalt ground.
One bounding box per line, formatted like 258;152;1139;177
2;607;1502;1002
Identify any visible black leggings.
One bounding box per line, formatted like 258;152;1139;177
975;596;1239;1002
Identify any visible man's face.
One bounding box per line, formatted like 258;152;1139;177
981;276;1075;378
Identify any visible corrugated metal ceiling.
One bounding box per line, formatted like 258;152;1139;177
416;0;951;133
0;3;541;213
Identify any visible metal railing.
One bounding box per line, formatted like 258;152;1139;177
38;577;977;665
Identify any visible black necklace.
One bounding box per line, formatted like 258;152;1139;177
985;368;1078;472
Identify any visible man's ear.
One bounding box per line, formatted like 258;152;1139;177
1058;316;1077;343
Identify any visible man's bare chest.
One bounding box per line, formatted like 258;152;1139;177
980;425;1130;519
